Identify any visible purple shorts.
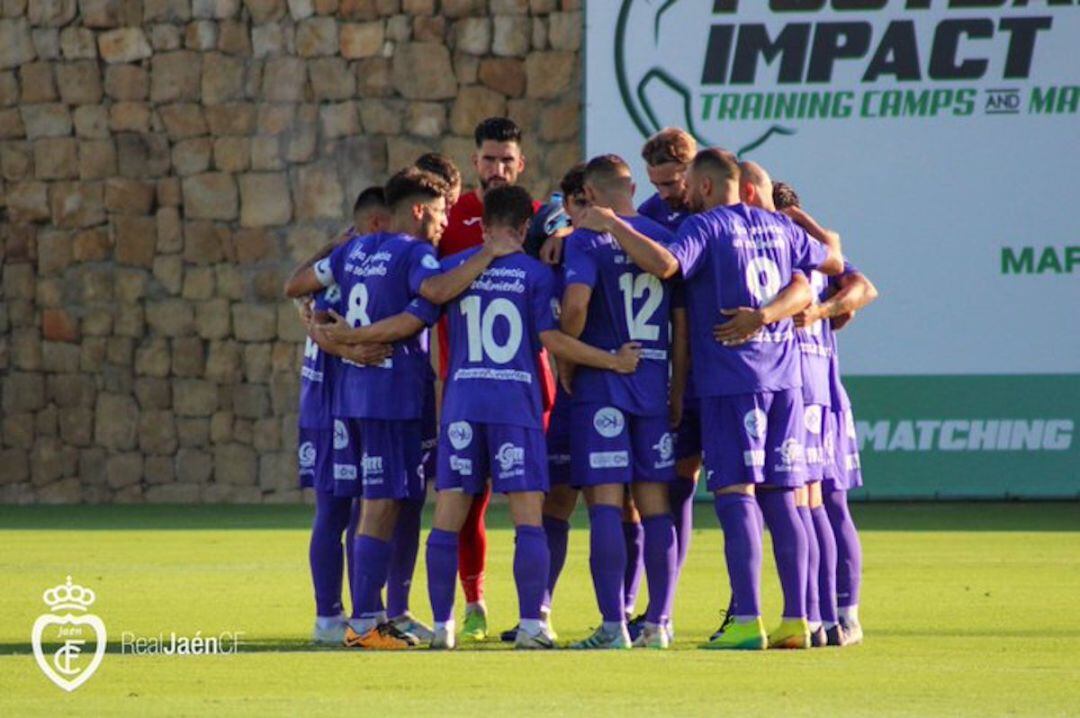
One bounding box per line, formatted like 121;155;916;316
823;407;863;491
803;403;827;484
437;421;549;495
298;426;333;492
569;403;676;487
332;417;426;501
700;388;808;491
674;398;702;461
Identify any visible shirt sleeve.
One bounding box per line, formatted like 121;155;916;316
668;215;710;280
561;232;598;287
313;284;340;312
407;242;443;296
530;264;559;336
313;242;346;288
786;218;830;275
405;296;440;326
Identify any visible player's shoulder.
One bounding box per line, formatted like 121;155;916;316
637;192;663;216
564;226;601;250
440;243;479;270
628;213;675;243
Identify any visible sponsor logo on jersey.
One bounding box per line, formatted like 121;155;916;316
593;407;626;438
421;253;440;270
448;421;473;450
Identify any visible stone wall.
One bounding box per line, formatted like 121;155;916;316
0;0;583;503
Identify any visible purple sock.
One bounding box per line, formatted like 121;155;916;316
758;489;809;619
669;477;696;577
309;491;352;617
345;500;360;615
623;520;644;615
824;486;862;608
729;498;765;615
514;525;550;621
542;515;570;610
642;514;677;625
589;505;627;623
350;534;392;622
386;498;423;618
812;505;839;624
426;528;458;623
798;505;821;624
713;494;762;617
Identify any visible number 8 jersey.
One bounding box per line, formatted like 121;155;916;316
669;204;829;397
563;214;676;417
439;248;560;430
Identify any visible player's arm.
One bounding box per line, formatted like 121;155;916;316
669;306;689;429
307;316;393;364
798;270;880;331
713;272;813;346
540;331;640;375
418;235;518;305
283;231;348;297
577;207;679;279
559;284;591;339
783;206;843;275
314;309;425;345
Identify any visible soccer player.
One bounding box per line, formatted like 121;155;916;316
775;181;879;645
416;151;462;208
636;128;699;631
287;167;497;649
437;117;546;641
562;155;681;649
291;187;390;645
578;148;843;650
426;185;642;650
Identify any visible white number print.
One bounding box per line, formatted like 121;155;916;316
805;271;828;336
745;256;782;305
618;272;663;341
304;336;319;360
345;284;371;327
461;296;523;364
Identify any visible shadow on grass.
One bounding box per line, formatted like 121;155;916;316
0;501;1077;532
0;637;545;656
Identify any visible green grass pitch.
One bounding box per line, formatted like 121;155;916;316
1;502;1078;717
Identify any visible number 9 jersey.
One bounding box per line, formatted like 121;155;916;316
562;215;676;417
438;247;559;430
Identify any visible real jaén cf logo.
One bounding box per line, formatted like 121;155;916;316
32;577;107;692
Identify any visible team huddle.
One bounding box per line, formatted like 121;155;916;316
283;118;878;651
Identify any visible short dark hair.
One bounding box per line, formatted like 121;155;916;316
584;154;632;190
641;128;697;166
352;186;386;214
483;185;535;229
384;167;449;210
474;117;522;147
691;148;740;184
560;162;587;198
415;152;461;191
772;181;801;210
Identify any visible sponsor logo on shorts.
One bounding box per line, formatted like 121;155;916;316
333;420;348;450
361;453;383;476
806;446;825;465
823;433;836;463
804;405;823;434
298;441;316;469
653;432;675;468
496;442;525;474
333;464;357;480
743;449;765;467
774;439;806;473
447;421;473;450
549;453;571;466
743;409;767;439
593;407;626;438
590;451;629;469
449;455;473;475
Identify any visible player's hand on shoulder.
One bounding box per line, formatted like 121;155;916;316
539;233;565;265
612;342;642;374
714;307;766;346
578;206;617;233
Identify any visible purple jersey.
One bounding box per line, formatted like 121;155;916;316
298;285;341;429
563;215;676;417
314;232;440;420
669;204;829;397
797;270;833;406
638;192;691;233
440;248;559;430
